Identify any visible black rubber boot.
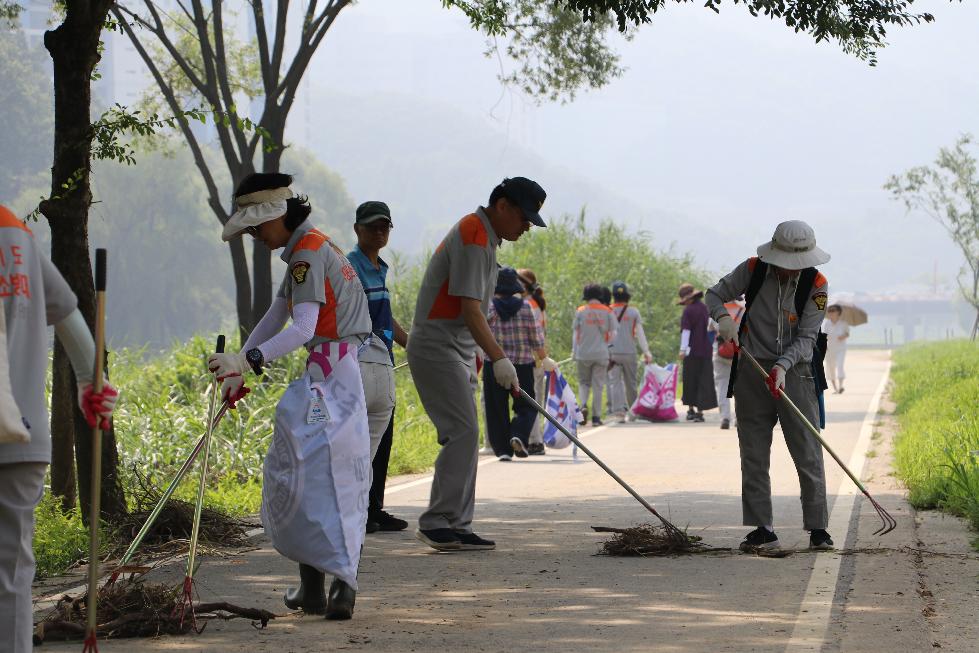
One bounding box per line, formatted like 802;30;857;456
325;578;356;620
284;564;326;614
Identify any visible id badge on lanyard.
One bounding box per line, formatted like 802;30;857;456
307;385;331;424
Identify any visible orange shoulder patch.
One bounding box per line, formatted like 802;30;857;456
0;206;32;234
576;304;589;312
813;272;827;289
292;229;327;253
747;256;759;272
458;214;488;248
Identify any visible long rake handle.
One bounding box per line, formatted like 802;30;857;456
113;402;229;573
185;336;224;581
84;249;107;649
513;387;668;521
740;349;871;496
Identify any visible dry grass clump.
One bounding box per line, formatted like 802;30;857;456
34;579;275;644
593;524;718;556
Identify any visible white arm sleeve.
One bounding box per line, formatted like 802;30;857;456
255;301;318;363
242;296;290;352
54;309;96;384
680;329;691;354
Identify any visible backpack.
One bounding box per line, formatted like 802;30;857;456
726;262;828;398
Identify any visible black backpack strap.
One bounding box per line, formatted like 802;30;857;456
727;260;767;398
795;268;817;318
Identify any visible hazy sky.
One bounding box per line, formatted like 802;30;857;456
289;0;978;294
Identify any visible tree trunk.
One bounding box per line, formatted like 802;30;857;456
49;341;76;513
41;3;127;523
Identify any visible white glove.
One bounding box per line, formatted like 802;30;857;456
492;357;519;390
207;352;249;380
716;314;738;345
540;357;558;372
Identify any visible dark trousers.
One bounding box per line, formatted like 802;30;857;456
368;413;395;515
483;362;537;456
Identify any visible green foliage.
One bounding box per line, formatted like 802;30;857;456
891;341;979;540
33;492;91;579
495;213;709;363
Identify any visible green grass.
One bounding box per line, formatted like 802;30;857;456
33;492;91;579
891;341;979;542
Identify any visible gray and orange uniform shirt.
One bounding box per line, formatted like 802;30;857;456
277;222;372;350
609;303;650;358
705;257;828;371
573;300;617;361
0;209;78;465
409;208;500;363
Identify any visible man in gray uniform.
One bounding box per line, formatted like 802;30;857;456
705;220;833;552
0;205;119;653
408;177;547;552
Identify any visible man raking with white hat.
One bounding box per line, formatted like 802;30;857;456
705;220;834;552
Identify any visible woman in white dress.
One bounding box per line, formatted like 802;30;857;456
821;305;850;393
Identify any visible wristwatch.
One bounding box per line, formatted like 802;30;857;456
245;348;265;375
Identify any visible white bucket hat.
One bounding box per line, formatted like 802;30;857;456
756;220;830;269
221;187;294;241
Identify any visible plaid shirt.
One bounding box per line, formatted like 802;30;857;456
487;299;545;364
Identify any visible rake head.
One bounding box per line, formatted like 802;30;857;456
646;508;689;544
867;494;897;535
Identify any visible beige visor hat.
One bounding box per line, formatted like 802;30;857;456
756;220;831;269
221;187;294;241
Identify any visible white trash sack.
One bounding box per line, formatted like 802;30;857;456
261;345;370;590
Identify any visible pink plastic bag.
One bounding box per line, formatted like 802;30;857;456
631;363;679;422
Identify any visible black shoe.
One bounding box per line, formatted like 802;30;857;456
325;578;356;620
455;531;496;550
369;510;408;532
527;443;546;456
579;407;589;425
416;527;462;551
284;564;326;614
838;387;844;394
739;527;780;552
809;529;834;550
692;412;705;423
686;408;696;421
510;437;528;458
591;417;603;426
366;519;379;534
720;418;730;430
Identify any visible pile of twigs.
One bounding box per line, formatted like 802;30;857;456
593;524;723;556
34;579;275;643
112;471;254;551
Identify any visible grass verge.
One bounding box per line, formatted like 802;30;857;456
891;341;979;545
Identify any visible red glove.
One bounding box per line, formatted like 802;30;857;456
766;366;786;399
221;376;251;409
79;382;119;430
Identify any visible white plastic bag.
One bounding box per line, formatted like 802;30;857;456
261;348;370;589
0;298;30;443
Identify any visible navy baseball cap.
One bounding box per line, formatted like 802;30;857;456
355;201;392;225
499;177;547;227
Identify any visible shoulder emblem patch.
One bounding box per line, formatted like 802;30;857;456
812;291;828;311
291;261;310;285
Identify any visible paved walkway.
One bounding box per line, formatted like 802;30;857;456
34;350;977;652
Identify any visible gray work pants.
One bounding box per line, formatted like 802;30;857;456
360;361;395;461
0;462;47;653
576;358;607;420
734;359;828;530
408;352;479;533
608;353;639;414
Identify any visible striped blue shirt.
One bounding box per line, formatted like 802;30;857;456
347;245;395;364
